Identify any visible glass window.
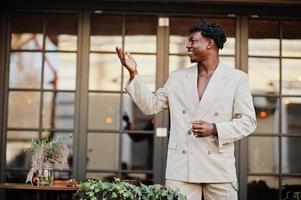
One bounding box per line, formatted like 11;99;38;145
7;92;40;128
88;93;120;130
248;176;279;200
89;53;122;91
43;92;75;130
253;96;279;134
86;172;118;181
282;177;301;200
281;137;301;173
10;12;43;50
248;137;279;173
90;14;122;52
282;21;301;57
124;16;157;53
45;14;78;51
281;97;301;134
43;52;77;90
249;58;279;94
249;20;280;56
9;52;42;89
87;133;119;170
282;59;301;95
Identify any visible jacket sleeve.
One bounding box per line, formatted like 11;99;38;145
125;75;170;115
216;72;257;149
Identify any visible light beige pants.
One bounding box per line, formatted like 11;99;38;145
166;179;238;200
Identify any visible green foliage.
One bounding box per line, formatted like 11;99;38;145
73;178;186;200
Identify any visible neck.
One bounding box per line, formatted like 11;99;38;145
197;56;219;74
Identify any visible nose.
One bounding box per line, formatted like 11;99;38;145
186;41;191;49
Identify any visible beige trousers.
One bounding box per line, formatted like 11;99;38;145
166;179;238;200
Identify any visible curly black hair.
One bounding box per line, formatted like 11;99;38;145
189;22;227;50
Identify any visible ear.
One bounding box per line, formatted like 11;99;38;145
207;39;215;49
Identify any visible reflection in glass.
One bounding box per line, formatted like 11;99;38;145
9;52;42;89
281;97;301;134
88;93;120;130
253;96;279;134
282;59;301;95
122;94;155;131
43;92;75;130
86;172;118;181
6;131;38;169
121;133;153;172
123;55;156;91
282;177;301;200
90;14;122;52
249;58;279;93
87;133;119;170
248;137;279;173
282;21;301;57
89;53;122;91
8;92;40;128
11;13;43;50
248;20;279;56
45;14;78;51
44;53;77;90
248;176;279;200
125;16;157;53
281;137;301;173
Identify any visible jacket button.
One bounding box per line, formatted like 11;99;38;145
214;112;219;116
182;110;186;114
207;151;211;155
182;150;187;154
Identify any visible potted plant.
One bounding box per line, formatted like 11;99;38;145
73;178;187;200
24;134;70;186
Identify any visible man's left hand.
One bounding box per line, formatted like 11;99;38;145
191;120;214;137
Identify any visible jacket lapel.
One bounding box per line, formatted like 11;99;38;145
182;65;199;113
192;62;230;121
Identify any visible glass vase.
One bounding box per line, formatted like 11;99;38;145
36;162;53;186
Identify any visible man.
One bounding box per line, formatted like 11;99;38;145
116;22;256;200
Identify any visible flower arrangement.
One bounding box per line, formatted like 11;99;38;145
24;134;70;184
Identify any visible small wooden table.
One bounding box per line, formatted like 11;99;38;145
0;183;78;200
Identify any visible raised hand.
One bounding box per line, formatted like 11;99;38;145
116;46;138;79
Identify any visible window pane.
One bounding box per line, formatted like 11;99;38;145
121;133;153;171
249;58;279;94
44;53;77;90
87;133;119;170
89;53;121;91
248;137;279;173
11;12;43;50
220;56;235;68
248;176;279;200
281;137;301;173
282;177;301;200
45;14;78;51
90;14;122;52
123;55;156;91
86;172;118;181
43;92;75;130
248;20;279;56
282;59;301;95
88;93;120;130
8;92;40;128
122;94;155;131
169;55;191;74
125;173;153;184
6;131;38;169
124;16;157;53
282;97;301;134
253;96;279;134
282;21;301;57
9;52;42;89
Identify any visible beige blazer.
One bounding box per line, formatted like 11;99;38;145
125;62;256;183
